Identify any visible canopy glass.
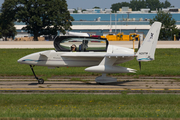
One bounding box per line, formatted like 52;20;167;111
54;36;109;52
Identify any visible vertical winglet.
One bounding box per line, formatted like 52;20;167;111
39;51;51;57
136;22;162;61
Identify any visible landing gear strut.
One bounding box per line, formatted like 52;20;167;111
30;65;44;84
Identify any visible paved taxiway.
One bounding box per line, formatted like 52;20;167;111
0;41;180;93
1;77;180;93
0;41;180;48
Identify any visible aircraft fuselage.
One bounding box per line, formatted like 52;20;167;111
18;46;135;67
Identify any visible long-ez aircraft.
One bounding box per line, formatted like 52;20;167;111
18;22;162;84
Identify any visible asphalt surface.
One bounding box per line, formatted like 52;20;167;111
0;41;180;48
1;76;180;93
0;41;180;93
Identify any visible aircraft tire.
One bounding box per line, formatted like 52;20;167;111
97;82;105;85
38;78;44;84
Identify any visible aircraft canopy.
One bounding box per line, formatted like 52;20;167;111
54;36;109;52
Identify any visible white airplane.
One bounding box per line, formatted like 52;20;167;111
18;22;162;84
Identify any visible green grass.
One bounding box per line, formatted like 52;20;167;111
0;94;180;118
0;48;180;76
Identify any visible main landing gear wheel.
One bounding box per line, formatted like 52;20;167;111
95;74;117;84
30;65;44;84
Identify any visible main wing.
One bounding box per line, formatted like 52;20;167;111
61;52;134;58
85;45;136;73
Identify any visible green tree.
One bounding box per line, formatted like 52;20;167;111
1;0;74;41
130;0;146;11
0;21;17;41
146;0;161;10
111;0;171;12
93;6;100;9
161;0;171;8
0;0;17;41
0;14;17;41
0;26;2;39
111;3;121;12
73;9;78;13
111;2;130;12
150;11;179;40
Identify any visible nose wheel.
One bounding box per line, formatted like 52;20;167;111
38;78;44;84
30;65;44;84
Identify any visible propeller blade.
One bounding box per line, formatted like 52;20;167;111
139;61;141;71
138;40;141;71
138;39;141;50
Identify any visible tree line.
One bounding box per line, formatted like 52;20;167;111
110;0;180;40
0;0;73;41
150;11;180;40
0;0;179;41
111;0;172;12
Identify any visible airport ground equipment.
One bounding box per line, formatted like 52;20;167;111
101;33;140;41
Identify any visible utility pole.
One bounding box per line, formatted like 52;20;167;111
110;13;112;33
115;14;117;34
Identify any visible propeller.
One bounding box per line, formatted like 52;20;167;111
139;61;141;71
138;40;141;71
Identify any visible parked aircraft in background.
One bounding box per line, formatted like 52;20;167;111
18;22;162;84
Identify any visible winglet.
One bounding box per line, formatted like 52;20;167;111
39;51;51;57
136;22;162;61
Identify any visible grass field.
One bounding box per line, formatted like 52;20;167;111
1;49;180;120
0;48;180;77
0;94;180;119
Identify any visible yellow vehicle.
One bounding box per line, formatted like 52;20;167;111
129;33;140;41
101;33;140;41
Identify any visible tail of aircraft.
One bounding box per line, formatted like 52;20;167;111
136;22;162;61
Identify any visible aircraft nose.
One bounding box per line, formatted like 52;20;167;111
17;58;23;64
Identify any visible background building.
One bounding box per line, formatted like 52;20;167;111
14;8;180;40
